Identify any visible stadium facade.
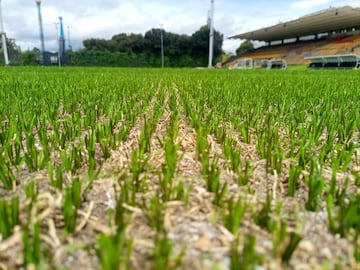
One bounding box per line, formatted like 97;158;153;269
227;6;360;69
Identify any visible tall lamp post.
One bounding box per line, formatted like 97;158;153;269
67;26;72;50
54;22;60;66
0;0;9;65
208;0;214;68
160;24;164;68
35;0;45;65
58;16;65;63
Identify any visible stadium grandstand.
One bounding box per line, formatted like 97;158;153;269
225;6;360;69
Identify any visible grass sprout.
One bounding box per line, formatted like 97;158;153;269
0;196;20;239
230;235;262;270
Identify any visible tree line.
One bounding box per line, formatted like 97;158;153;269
1;25;224;67
72;25;223;67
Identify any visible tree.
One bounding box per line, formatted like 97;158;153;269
191;25;223;66
76;26;224;67
111;33;144;53
83;38;111;51
144;28;162;55
21;48;39;66
236;40;254;56
221;52;235;63
0;37;21;65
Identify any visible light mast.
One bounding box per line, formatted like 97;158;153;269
35;0;45;65
58;16;65;66
0;0;9;65
67;26;72;51
208;0;214;68
160;24;164;68
59;17;65;55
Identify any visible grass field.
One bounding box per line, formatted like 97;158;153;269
0;67;359;270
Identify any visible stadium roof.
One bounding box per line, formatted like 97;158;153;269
230;6;360;42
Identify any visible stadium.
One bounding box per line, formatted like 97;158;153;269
225;5;360;69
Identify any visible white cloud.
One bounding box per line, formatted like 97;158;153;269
0;0;358;54
291;0;335;9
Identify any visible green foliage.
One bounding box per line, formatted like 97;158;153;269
237;160;252;186
1;67;360;267
23;180;39;209
206;159;228;206
190;25;223;66
98;182;132;270
114;185;130;234
236;40;254;56
97;234;122;270
0;197;20;239
253;194;273;230
355;233;360;262
63;178;82;233
21;49;38;66
327;193;360;261
0;161;16;190
130;149;147;192
97;233;133;270
288;164;301;197
222;196;247;234
270;218;302;264
0;36;22;65
305;159;324;211
224;137;241;172
23;222;41;267
151;232;185;270
143;196;165;233
49;164;63;190
327;193;360;237
160;106;184;201
281;232;302;264
77;25;223;67
230;235;262;270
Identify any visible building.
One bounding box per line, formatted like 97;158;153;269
227;6;360;69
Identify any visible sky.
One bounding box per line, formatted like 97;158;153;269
1;0;360;54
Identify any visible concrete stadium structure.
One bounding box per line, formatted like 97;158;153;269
227;6;360;69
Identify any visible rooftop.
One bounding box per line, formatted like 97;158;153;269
230;6;360;42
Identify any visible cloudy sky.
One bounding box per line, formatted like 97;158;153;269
2;0;360;54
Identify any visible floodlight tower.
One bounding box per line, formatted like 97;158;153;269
208;0;214;68
54;22;60;66
160;24;164;68
36;0;45;65
0;0;9;65
67;26;72;50
59;17;65;55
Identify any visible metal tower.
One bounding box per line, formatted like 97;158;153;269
208;0;214;68
59;16;65;56
0;0;9;65
67;26;72;51
160;24;164;68
36;0;45;65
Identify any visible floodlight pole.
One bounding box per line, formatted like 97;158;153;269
36;0;45;65
208;0;214;68
54;22;61;67
0;0;9;66
160;24;164;68
67;26;72;50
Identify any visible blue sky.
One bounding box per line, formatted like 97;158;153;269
2;0;360;53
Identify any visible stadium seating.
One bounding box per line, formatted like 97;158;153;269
227;33;360;67
225;6;360;68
